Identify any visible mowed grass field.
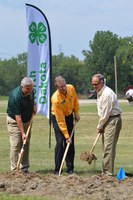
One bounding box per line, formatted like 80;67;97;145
0;99;133;176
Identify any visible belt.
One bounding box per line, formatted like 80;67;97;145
110;114;120;118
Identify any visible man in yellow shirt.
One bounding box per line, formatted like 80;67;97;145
51;76;80;175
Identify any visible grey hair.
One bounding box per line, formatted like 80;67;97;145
92;74;104;83
21;77;34;86
54;75;66;87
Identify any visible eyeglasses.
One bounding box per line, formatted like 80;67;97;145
92;82;100;86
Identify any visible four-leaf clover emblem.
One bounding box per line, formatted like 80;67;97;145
29;22;47;45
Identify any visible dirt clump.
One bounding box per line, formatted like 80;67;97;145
80;151;97;164
0;171;133;200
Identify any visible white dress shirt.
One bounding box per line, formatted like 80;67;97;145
97;85;122;130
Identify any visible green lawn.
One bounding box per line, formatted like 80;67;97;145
0;99;133;199
0;196;47;200
0;99;133;174
0;96;8;100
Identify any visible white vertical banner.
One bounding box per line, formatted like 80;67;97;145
26;4;52;119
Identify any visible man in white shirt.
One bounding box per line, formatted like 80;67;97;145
91;74;122;176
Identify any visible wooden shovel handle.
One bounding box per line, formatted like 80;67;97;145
59;121;76;175
17;114;34;170
90;132;101;154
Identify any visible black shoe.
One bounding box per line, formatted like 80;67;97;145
54;170;59;175
21;168;29;173
66;169;74;174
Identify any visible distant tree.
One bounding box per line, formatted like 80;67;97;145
0;53;27;95
17;52;27;66
115;36;133;92
82;31;120;91
52;53;88;95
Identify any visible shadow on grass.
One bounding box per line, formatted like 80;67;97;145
35;168;102;177
35;169;54;175
125;172;133;177
75;169;101;176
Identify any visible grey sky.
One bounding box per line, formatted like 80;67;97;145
0;0;133;60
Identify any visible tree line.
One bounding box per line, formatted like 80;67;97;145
0;30;133;97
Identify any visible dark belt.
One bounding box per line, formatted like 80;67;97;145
110;114;120;118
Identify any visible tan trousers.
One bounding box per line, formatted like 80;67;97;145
6;115;31;171
102;116;122;175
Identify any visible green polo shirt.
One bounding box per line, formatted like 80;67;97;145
7;86;34;123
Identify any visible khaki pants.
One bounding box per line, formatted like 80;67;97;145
6;115;31;171
102;116;122;175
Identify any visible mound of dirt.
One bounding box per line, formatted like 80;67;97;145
0;171;133;200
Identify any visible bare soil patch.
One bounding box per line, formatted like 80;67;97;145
0;171;133;199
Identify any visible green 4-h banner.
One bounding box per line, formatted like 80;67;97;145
26;4;52;119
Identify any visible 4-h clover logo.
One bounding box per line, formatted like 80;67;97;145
29;22;47;45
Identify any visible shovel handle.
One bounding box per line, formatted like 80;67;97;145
90;132;101;154
17;114;34;170
59;121;76;175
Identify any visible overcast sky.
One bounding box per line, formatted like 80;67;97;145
0;0;133;60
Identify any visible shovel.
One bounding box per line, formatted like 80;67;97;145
17;114;34;170
59;121;76;175
80;132;101;164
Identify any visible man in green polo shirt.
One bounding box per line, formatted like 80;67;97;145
6;77;37;172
